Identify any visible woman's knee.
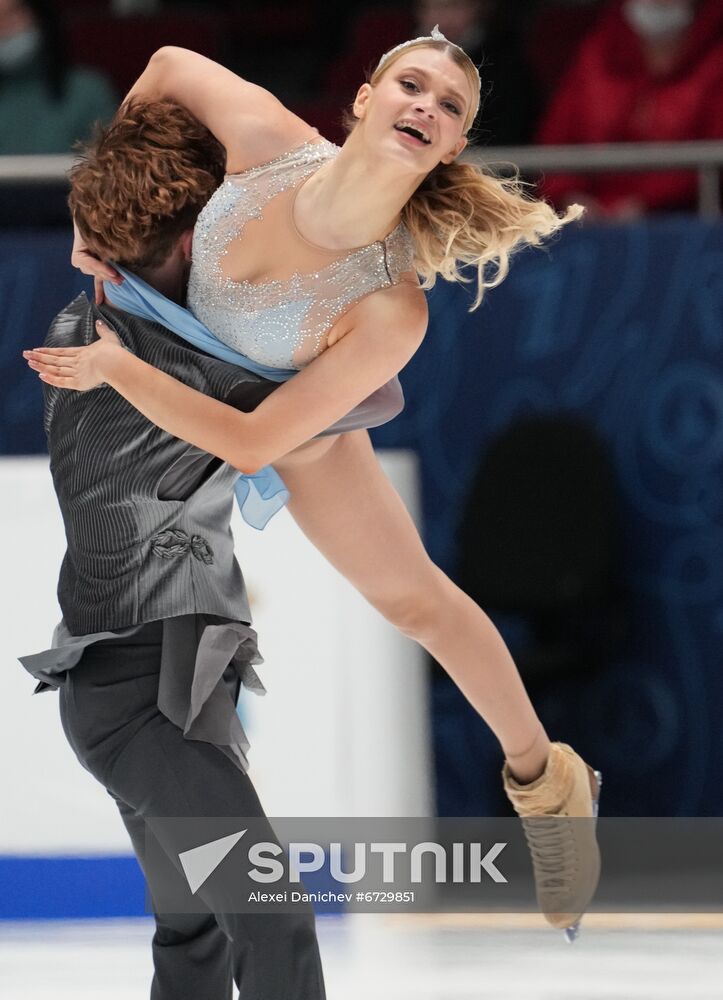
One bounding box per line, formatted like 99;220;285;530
372;568;449;641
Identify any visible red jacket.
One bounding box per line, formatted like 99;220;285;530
536;0;723;213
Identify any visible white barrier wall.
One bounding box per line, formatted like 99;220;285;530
0;453;432;854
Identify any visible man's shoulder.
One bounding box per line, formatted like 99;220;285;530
47;293;272;402
46;292;95;348
47;296;197;358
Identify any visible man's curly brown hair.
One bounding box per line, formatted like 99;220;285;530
68;98;225;271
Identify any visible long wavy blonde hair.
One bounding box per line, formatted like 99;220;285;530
345;39;582;310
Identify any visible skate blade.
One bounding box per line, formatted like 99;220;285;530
563;920;580;943
592;769;603;818
562;768;603;943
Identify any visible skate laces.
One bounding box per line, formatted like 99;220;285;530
521;816;577;893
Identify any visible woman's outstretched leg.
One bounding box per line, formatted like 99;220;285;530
276;430;549;783
277;430;602;939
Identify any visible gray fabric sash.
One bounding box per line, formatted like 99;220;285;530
18;614;265;774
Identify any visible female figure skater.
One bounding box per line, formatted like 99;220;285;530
26;30;601;938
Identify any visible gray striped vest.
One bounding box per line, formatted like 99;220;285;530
43;293;274;635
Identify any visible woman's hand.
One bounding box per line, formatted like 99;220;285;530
71;222;123;305
23;319;124;391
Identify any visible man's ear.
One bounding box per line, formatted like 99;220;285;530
180;229;194;261
440;135;468;166
352;83;373;121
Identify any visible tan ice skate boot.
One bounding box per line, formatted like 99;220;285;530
502;742;602;943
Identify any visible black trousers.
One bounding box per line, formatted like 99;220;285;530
58;621;326;1000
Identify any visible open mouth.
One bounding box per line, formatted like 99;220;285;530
393;123;432;146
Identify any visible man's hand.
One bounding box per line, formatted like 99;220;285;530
23;319;124;391
71;222;123;305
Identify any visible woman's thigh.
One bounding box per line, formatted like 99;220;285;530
275;430;445;619
276;433;340;468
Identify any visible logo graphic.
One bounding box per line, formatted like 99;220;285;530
178;829;247;894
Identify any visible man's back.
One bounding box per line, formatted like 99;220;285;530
44;293;275;634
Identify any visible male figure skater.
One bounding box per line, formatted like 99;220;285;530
19;99;328;1000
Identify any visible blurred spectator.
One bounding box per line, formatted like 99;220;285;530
300;1;539;145
524;0;604;98
112;0;161;12
288;8;411;142
0;0;116;154
219;3;322;107
536;0;723;217
414;0;539;144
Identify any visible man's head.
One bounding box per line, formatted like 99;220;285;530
68;98;225;274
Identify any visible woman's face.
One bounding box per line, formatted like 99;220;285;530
353;48;473;172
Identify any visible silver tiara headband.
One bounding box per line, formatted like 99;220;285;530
374;25;481;124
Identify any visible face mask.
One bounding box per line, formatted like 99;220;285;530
623;1;695;39
0;26;42;73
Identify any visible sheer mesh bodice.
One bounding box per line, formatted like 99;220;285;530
188;138;416;370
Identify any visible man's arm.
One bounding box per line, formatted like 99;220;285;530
123;47;317;173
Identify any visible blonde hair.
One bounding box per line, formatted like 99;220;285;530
347;39;582;310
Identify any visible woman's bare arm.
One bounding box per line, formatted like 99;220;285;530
123;47;316;173
25;285;428;474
